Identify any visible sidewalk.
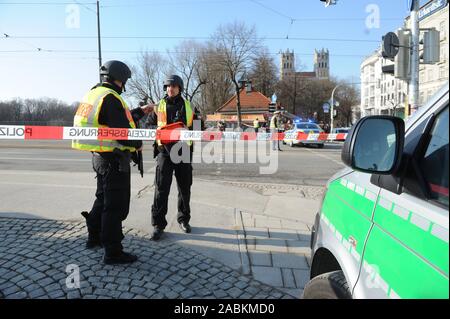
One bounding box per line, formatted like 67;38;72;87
0;169;322;299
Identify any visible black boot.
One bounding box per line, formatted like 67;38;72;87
82;211;102;249
179;222;192;234
150;227;164;241
103;251;138;265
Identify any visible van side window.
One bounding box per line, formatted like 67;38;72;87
420;106;449;207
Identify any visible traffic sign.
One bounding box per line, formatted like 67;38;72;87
382;32;400;60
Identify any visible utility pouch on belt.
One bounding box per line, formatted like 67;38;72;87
113;148;131;173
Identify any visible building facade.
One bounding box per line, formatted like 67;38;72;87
206;80;274;127
280;49;330;81
360;51;408;118
314;49;330;79
405;0;449;105
360;0;448;118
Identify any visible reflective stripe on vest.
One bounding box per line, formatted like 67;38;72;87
156;98;194;146
72;86;137;152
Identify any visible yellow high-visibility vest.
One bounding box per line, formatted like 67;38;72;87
72;86;137;153
253;120;260;128
156;98;194;146
270;116;277;129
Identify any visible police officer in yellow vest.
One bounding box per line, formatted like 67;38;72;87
253;118;260;133
145;75;200;241
73;60;152;265
270;111;283;151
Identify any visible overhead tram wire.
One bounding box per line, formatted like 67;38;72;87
1;35;380;43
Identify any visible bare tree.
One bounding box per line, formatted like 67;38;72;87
210;21;262;127
168;40;207;105
248;48;278;97
195;44;234;115
127;51;169;104
334;83;360;127
0;98;75;125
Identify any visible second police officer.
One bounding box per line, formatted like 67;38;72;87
146;75;202;241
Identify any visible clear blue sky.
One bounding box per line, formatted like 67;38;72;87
0;0;415;105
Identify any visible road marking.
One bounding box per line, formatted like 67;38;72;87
303;148;344;166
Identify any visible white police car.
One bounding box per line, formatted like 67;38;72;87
283;122;325;148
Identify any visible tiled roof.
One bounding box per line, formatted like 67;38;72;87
216;88;271;112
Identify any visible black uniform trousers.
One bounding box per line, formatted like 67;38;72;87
86;153;131;256
151;152;193;229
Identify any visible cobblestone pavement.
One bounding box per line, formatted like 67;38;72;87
0;217;293;299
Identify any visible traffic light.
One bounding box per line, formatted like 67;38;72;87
422;29;440;64
394;28;411;81
320;0;337;6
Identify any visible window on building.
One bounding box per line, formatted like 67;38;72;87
440;66;447;79
440;45;447;63
428;69;434;82
439;20;447;40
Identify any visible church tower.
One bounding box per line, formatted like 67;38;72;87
314;49;330;79
280;49;295;80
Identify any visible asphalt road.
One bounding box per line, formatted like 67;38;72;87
0;140;345;186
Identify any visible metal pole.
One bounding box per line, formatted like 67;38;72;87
96;0;102;82
293;74;297;115
330;84;340;133
410;0;420;113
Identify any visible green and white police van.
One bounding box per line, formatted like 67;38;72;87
303;84;449;299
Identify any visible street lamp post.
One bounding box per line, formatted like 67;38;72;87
330;84;341;133
409;0;420;113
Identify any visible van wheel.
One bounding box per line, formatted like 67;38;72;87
302;271;351;299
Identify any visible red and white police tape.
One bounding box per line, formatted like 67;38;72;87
0;125;348;142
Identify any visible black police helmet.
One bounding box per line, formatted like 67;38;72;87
100;60;132;84
163;75;184;92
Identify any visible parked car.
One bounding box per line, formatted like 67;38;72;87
303;84;449;299
283;122;325;148
331;127;350;141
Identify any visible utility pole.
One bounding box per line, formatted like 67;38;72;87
96;0;103;82
409;0;420;113
293;74;297;115
330;84;341;133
